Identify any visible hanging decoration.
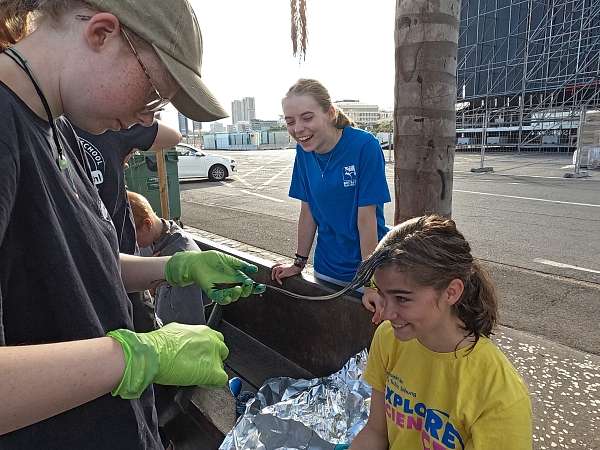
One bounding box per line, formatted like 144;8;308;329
290;0;308;60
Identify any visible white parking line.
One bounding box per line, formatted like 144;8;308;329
231;176;254;188
238;165;265;178
455;171;569;180
533;258;600;275
241;189;284;203
454;190;600;208
259;164;293;189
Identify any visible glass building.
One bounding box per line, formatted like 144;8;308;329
456;0;600;151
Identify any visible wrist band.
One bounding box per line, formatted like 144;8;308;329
294;253;308;261
293;254;307;269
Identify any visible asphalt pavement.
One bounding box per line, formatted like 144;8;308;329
179;150;600;284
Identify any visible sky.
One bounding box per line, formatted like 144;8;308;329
165;0;396;128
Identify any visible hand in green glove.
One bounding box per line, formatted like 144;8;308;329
164;250;266;305
108;323;229;400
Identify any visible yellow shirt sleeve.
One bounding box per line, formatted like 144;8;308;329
363;322;389;392
466;395;533;450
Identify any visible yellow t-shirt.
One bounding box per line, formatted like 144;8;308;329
363;321;532;450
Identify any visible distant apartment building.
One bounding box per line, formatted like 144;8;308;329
192;121;202;135
177;112;189;135
231;97;256;124
231;100;244;124
334;100;382;126
209;122;226;133
243;97;256;122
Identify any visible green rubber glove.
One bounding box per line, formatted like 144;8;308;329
164;250;266;305
107;322;229;399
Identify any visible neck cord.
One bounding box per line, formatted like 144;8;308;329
314;151;333;179
4;47;69;171
313;128;342;179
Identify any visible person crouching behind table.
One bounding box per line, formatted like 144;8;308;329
350;215;532;450
128;190;207;326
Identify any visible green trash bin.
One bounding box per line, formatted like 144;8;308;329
125;149;181;221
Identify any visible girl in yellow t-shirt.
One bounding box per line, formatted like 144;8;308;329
351;215;532;450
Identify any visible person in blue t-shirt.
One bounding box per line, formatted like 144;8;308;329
271;78;391;312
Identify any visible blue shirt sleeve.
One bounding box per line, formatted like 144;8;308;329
288;148;309;202
357;136;391;207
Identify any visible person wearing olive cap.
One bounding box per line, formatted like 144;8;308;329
0;1;264;448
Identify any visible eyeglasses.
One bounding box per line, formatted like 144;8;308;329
121;28;170;112
75;15;170;112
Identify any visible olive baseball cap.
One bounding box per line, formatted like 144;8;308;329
86;0;228;121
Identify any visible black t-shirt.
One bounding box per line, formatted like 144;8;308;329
76;124;160;333
75;123;158;255
0;82;162;449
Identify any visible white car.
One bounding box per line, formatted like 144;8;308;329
175;143;236;181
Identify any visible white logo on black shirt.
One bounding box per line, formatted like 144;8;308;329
79;138;105;186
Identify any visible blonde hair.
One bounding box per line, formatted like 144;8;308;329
284;78;354;129
127;190;158;229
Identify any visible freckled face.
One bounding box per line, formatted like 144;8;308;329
64;39;178;135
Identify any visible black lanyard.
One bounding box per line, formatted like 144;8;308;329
4;47;69;171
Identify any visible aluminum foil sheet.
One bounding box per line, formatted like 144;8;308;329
220;350;370;450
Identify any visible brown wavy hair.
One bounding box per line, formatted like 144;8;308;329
284;78;354;129
360;215;498;342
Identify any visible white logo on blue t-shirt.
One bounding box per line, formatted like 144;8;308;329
343;165;357;187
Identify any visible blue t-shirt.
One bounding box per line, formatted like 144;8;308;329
289;126;391;281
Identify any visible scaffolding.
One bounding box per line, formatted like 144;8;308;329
456;0;600;152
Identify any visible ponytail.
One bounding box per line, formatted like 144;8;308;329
453;261;498;338
0;0;37;50
333;107;354;129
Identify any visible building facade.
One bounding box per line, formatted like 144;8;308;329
231;100;244;125
250;119;281;131
231;97;256;124
243;97;256;122
457;0;600;151
334;100;382;126
177;112;188;136
192;121;202;135
209;122;226;133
